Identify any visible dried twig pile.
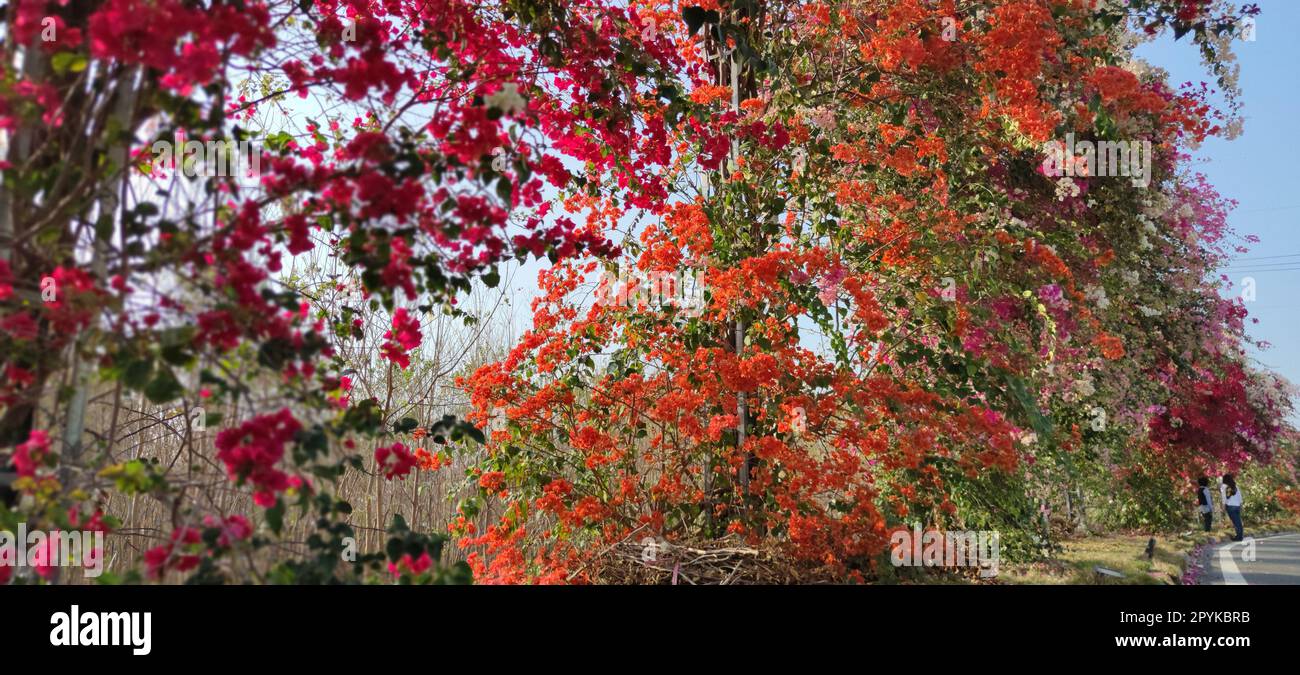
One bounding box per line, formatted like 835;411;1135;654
587;534;814;585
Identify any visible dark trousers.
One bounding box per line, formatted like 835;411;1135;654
1226;506;1244;541
1201;511;1213;532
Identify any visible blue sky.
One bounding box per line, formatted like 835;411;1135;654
1137;0;1300;390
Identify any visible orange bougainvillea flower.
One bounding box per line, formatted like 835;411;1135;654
1095;333;1126;360
413;447;448;471
690;85;732;105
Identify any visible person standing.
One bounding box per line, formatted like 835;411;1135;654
1221;474;1244;542
1197;476;1214;532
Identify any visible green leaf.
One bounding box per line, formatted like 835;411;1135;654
144;368;183;403
681;7;719;36
1005;374;1053;442
461;423;486;445
265;130;294;152
393;417;419;433
122;358;154;390
495;176;513;206
266;499;285;535
50;52;88;75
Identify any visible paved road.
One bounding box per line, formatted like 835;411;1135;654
1206;533;1300;585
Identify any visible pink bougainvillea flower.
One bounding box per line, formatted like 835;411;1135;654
375;442;418;480
214;409;301;506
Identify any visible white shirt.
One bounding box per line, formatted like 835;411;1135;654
1221;483;1243;507
1199;487;1214;513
